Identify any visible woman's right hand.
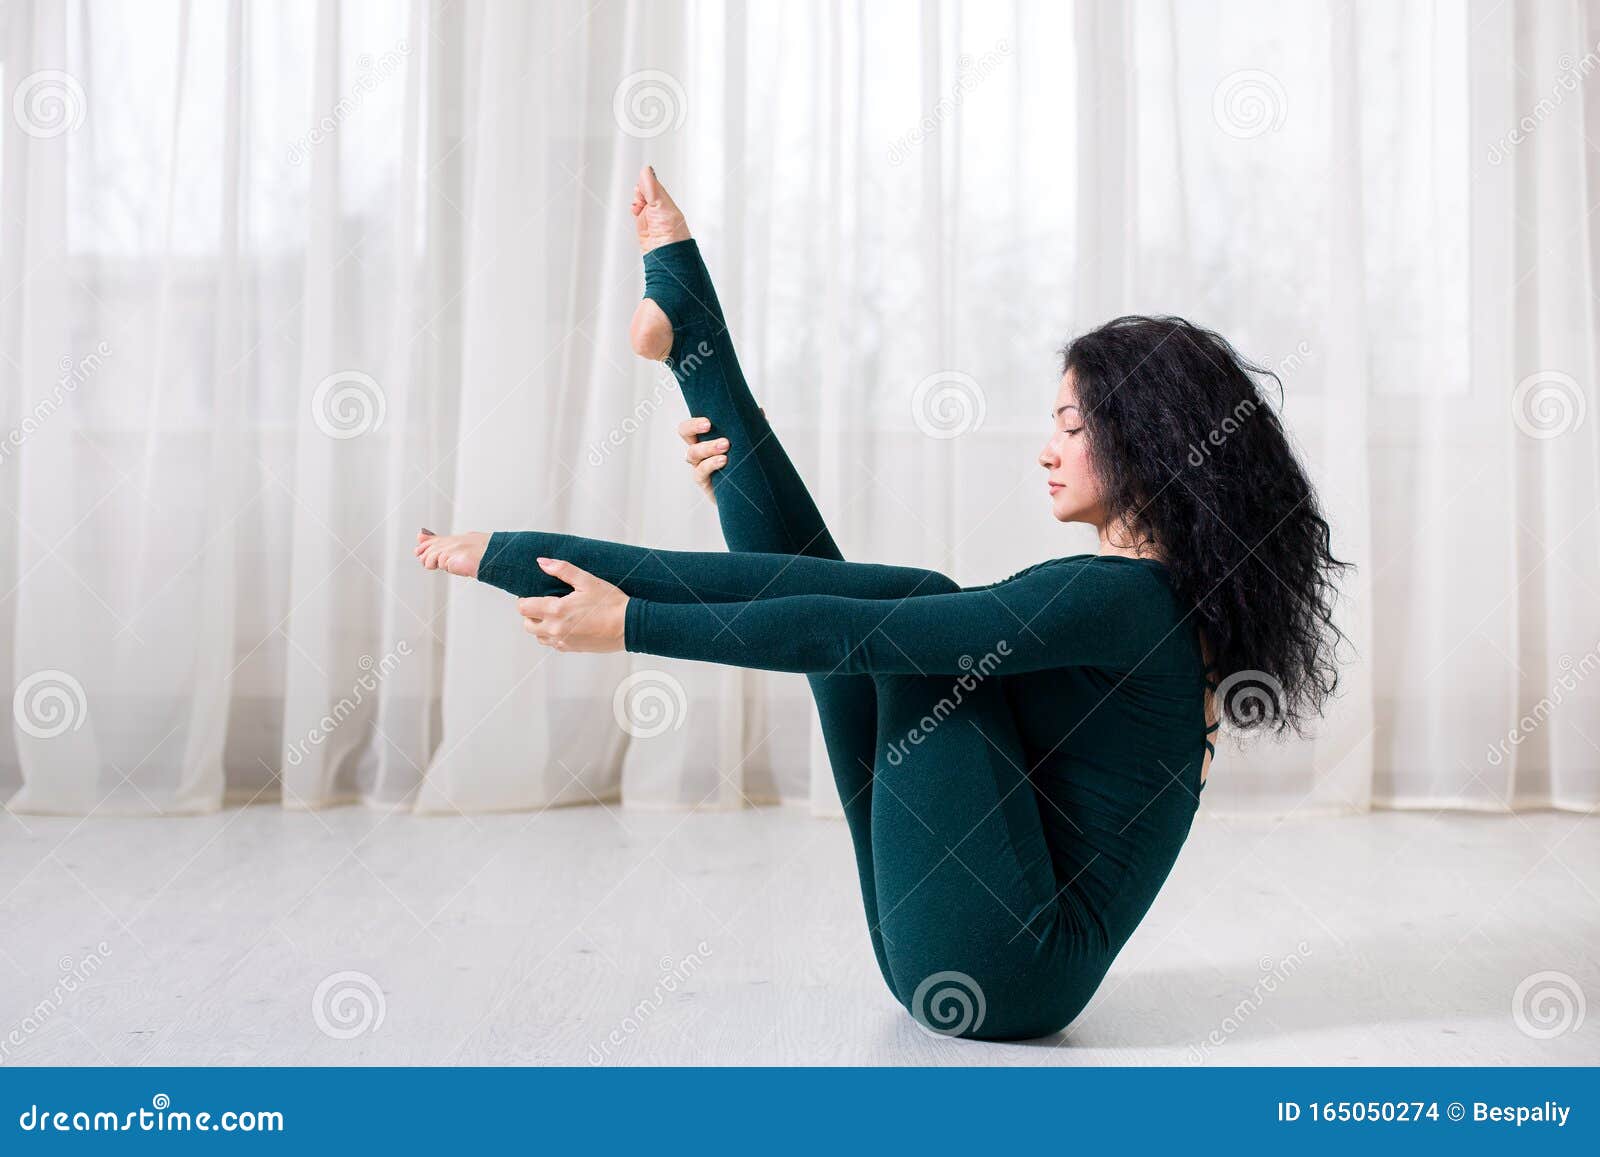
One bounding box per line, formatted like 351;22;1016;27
679;417;728;505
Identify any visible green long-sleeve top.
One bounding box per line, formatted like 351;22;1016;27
479;529;1201;683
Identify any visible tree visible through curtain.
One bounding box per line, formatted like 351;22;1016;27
1;0;1596;818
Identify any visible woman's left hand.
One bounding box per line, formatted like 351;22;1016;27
518;558;629;653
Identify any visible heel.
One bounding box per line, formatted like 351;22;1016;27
642;238;723;332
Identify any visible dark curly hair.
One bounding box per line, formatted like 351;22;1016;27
1061;315;1349;735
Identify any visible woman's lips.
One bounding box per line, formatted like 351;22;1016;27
1047;482;1064;493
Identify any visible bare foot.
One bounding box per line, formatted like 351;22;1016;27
630;165;690;254
415;529;488;578
629;166;689;361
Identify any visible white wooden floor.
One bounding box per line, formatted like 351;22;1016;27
2;800;1596;1065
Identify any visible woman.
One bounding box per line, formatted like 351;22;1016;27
416;167;1347;1041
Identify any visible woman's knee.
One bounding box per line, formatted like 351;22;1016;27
850;564;958;600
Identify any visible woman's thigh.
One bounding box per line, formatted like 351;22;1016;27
867;672;1092;1038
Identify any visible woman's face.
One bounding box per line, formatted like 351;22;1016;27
1039;370;1104;525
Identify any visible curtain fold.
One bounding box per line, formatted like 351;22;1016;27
2;0;1596;818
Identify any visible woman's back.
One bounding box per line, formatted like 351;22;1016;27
998;555;1208;956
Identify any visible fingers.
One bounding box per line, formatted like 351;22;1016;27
516;595;562;622
675;418;727;486
695;454;728;483
518;593;575;651
536;556;603;590
685;437;729;465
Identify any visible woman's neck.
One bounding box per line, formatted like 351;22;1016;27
1096;519;1163;562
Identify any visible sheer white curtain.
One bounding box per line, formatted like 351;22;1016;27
2;0;1596;819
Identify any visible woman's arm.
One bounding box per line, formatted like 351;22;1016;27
478;530;958;603
623;559;1184;677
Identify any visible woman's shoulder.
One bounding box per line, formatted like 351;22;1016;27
1015;553;1184;617
1021;553;1171;583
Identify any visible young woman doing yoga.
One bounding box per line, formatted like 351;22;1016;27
415;167;1347;1041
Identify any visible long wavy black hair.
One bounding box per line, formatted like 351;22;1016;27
1061;315;1348;735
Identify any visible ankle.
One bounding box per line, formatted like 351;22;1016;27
641;239;723;332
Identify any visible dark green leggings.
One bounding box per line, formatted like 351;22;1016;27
479;240;1203;1040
